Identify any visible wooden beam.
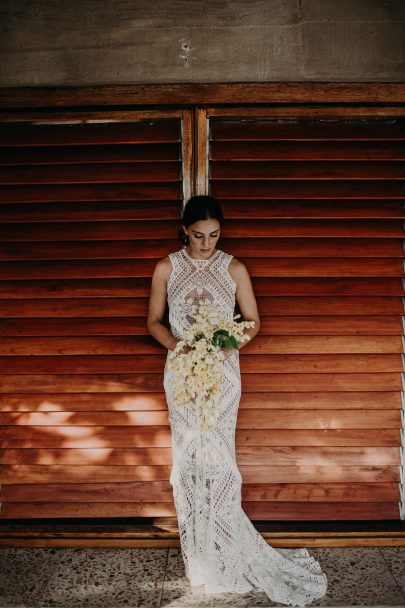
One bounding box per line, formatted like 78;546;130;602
1;83;405;109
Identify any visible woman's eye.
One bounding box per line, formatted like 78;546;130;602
193;235;218;238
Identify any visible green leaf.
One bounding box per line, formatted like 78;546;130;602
211;329;239;350
230;335;239;349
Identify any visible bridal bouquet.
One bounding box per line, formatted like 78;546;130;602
167;299;255;430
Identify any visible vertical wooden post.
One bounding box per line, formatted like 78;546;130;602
195;107;208;196
181;108;194;211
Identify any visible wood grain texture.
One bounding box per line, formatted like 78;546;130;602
2;258;404;279
0;122;181;146
1;296;403;317
0;372;402;393
0;83;404;108
0;481;398;501
0;316;403;337
0;335;401;355
0;409;400;427
0;426;398;447
0;116;187;521
0;391;400;412
0;447;399;466
0;464;399;484
207;112;405;522
0;501;398;520
1;109;405;523
0;354;402;374
212;141;405;161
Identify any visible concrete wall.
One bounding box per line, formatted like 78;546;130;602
0;0;404;86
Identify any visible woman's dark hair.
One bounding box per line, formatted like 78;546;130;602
179;195;224;246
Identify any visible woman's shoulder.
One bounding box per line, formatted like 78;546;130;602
227;254;245;271
226;254;247;286
155;248;185;275
153;254;174;282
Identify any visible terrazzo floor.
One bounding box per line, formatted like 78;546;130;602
0;546;404;608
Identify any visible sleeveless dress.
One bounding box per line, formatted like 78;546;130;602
163;247;328;607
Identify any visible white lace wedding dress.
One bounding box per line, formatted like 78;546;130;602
163;247;328;607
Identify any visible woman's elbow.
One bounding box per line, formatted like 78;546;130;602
147;317;163;336
147;318;156;334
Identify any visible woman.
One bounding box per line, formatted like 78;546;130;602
147;195;328;607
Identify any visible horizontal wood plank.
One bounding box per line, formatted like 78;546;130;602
1;316;403;336
211;180;405;199
0;296;403;317
1;219;404;240
0;183;180;203
211;160;405;180
219;200;405;220
0;409;400;428
0;143;180;165
1;201;405;222
0;123;180;146
0;353;402;374
0;500;398;520
1;82;405;108
0;446;399;466
0;464;399;484
1;240;404;261
0;427;399;448
211;141;405;161
0;335;401;355
0;391;400;412
0;481;399;502
211;122;405;141
0;162;181;185
1;258;404;279
0;372;401;392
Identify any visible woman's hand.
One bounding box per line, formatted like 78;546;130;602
221;347;237;360
178;343;193;355
171;342;193;356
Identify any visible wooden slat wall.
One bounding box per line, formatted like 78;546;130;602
208;115;405;520
1;111;404;522
0;117;186;519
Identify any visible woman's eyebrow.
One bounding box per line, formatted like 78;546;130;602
192;230;219;234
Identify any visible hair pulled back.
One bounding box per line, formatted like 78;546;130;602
179;195;224;246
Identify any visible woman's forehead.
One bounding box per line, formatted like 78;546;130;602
189;219;220;232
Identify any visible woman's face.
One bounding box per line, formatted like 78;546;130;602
183;218;221;256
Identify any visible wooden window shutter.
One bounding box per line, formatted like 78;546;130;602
204;111;405;521
0;113;191;519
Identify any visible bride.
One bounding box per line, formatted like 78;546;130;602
147;195;328;607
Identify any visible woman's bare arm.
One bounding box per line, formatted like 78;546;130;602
229;259;261;351
147;257;179;352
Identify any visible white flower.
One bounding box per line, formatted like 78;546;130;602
168;301;255;430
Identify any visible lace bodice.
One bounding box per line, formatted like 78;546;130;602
167;247;236;340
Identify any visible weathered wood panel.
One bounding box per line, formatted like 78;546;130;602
208;113;405;520
0;116;185;520
1;110;404;523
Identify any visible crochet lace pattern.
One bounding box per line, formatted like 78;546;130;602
163;247;328;606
